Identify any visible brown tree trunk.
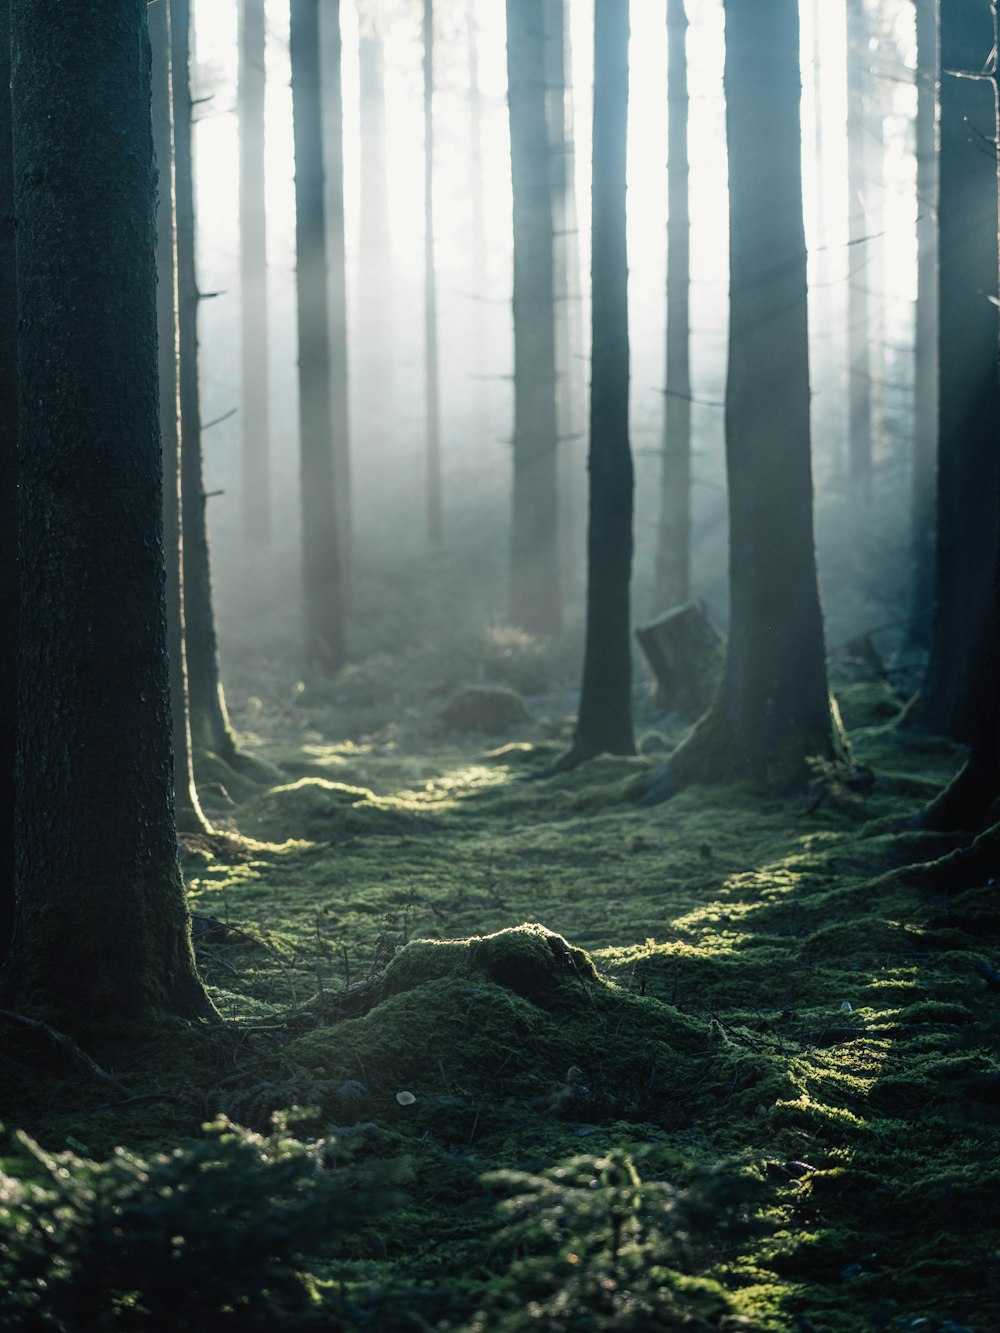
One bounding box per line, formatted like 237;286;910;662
654;0;692;611
921;0;999;742
572;0;634;760
238;0;270;545
291;0;345;674
467;0;489;441
507;0;562;636
0;0;16;962
2;0;213;1025
424;0;443;545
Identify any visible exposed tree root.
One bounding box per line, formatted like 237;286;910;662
0;1009;136;1097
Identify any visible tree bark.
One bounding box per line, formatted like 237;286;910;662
846;0;873;516
238;0;270;545
654;0;692;611
322;0;352;606
0;0;16;962
424;0;443;545
358;21;394;463
507;0;562;636
637;0;837;801
2;0;213;1024
467;0;488;441
920;0;999;742
291;0;345;675
909;0;939;648
173;0;252;782
572;0;634;759
150;0;209;836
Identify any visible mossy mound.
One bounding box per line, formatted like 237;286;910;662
833;680;904;731
285;923;787;1140
439;685;532;733
236;777;423;843
380;922;600;1002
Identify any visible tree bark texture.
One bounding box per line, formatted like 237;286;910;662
909;0;939;647
920;0;1000;833
922;0;999;742
173;0;243;773
573;0;635;758
424;0;443;545
291;0;345;675
654;0;692;612
322;0;352;604
653;0;835;797
3;0;212;1024
716;0;834;784
0;0;16;961
507;0;562;636
238;0;270;545
150;0;208;836
846;0;873;514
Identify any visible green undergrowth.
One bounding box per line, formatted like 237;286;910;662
3;681;998;1330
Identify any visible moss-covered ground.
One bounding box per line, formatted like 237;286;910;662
3;670;998;1330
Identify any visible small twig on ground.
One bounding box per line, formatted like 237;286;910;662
0;1009;136;1098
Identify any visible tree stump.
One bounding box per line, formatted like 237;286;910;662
635;601;725;715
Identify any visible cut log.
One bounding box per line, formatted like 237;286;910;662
635;601;724;715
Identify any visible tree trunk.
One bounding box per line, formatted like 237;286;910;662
2;0;213;1025
174;0;253;784
467;0;488;440
654;0;692;611
238;0;270;546
424;0;443;545
846;0;873;516
507;0;562;636
572;0;634;760
291;0;346;675
921;0;999;742
150;0;209;837
0;0;16;962
358;22;394;463
909;0;939;648
322;0;352;606
638;0;837;801
914;1;1000;846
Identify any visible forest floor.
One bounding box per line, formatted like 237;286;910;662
3;647;1000;1331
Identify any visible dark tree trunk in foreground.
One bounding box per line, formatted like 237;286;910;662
424;0;443;545
174;0;253;780
358;22;393;458
845;0;872;515
2;0;213;1024
636;0;836;802
238;0;270;545
920;0;999;742
291;0;345;675
150;0;209;836
0;0;15;962
572;0;634;760
322;0;352;605
909;0;939;648
507;0;561;635
654;0;692;611
908;2;1000;862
